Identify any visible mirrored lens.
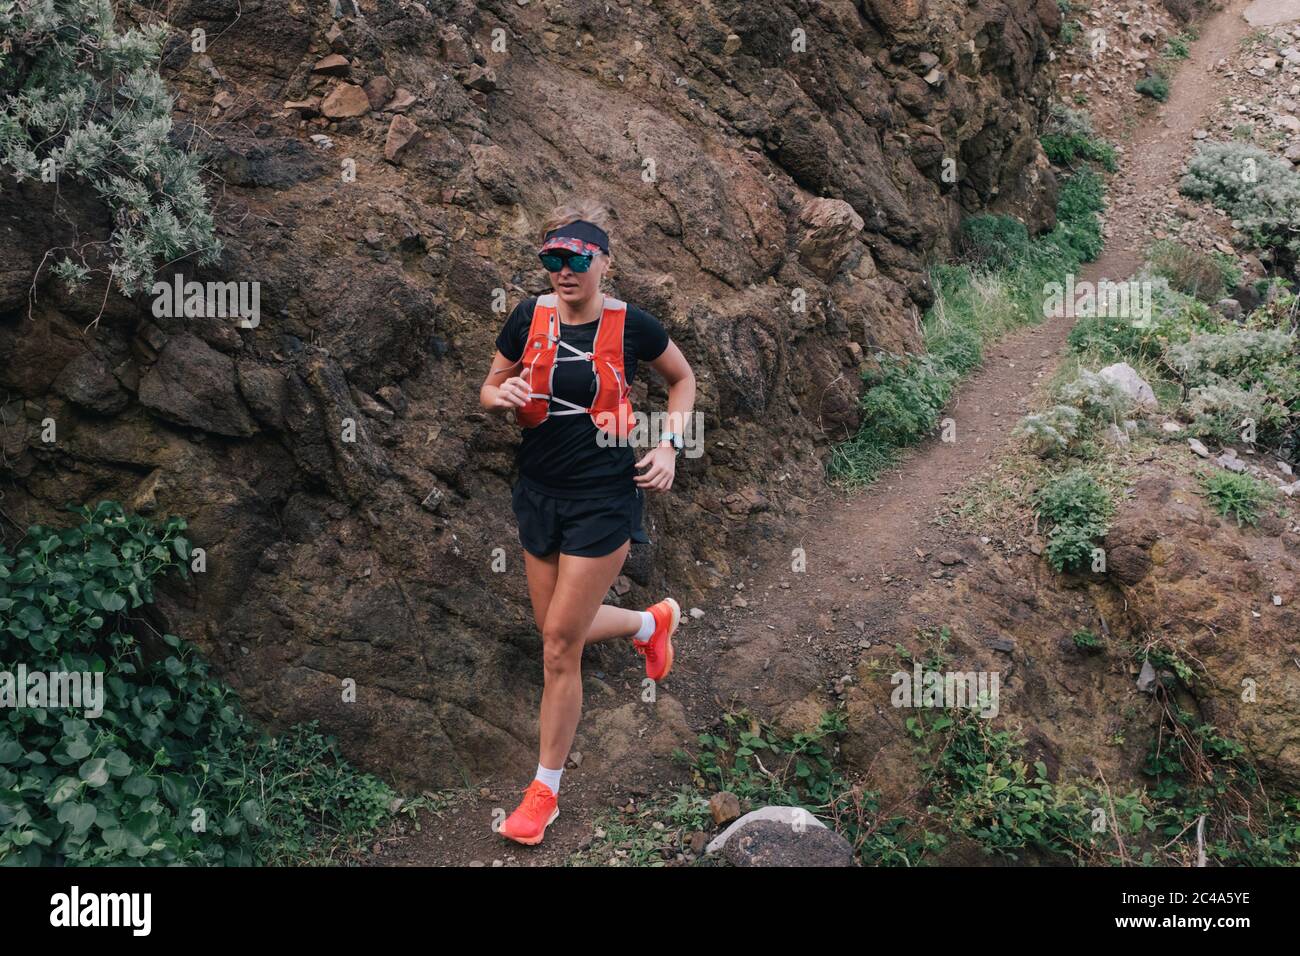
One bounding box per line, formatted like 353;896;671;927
539;252;593;273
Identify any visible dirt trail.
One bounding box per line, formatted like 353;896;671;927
382;1;1255;866
693;0;1257;716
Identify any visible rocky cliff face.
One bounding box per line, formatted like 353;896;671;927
0;0;1063;787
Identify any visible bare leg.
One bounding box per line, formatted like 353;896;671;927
583;604;644;645
537;542;630;769
522;549;642;646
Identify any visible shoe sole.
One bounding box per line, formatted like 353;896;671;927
653;598;680;682
502;807;559;846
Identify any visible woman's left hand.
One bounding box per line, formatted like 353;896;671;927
634;444;676;491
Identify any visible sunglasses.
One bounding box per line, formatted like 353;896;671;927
539;252;595;273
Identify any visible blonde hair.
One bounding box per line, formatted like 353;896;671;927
540;200;613;248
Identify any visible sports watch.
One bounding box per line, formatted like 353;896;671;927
658;432;684;455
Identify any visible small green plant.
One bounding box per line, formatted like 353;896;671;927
1199;470;1274;527
1056;368;1133;424
675;709;932;865
1135;74;1171;102
1015;405;1083;457
1034;469;1113;572
1040;106;1117;171
1162;35;1191;59
957;214;1031;268
916;710;1094;860
682;710;846;809
1141;701;1299;866
1072;630;1103;652
566;787;713;867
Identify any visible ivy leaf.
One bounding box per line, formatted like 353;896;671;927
78;758;109;788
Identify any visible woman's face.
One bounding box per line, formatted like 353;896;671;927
549;250;609;307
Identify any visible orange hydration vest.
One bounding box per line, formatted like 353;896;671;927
515;293;636;440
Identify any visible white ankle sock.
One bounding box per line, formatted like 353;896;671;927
633;610;655;640
535;764;563;794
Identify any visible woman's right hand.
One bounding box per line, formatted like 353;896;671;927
491;374;531;410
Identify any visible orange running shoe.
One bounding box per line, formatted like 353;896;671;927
634;597;680;682
499;779;559;846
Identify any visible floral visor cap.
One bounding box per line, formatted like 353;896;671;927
538;219;610;260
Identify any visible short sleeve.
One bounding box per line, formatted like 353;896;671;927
495;299;533;362
630;306;669;362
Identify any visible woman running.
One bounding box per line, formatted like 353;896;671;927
479;201;697;846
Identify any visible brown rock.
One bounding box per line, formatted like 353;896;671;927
312;53;351;76
384;115;422;163
364;76;395;110
321;83;370;119
53;352;130;415
326;22;348;53
138;334;257;437
385;88;417;113
439;25;472;65
463;64;497;92
284;97;322;117
797;197;864;281
709;791;741;826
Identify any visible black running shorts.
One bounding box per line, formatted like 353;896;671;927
511;479;650;558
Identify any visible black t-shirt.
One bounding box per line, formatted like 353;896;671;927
495;296;669;498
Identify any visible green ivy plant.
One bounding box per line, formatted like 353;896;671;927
0;501;393;865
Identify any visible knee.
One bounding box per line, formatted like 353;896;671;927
541;624;582;675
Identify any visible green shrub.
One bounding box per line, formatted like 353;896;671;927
1186;382;1283;442
0;2;220;293
0;502;393;865
1016;367;1137;458
1041;133;1119;171
1169;329;1299;444
1040;105;1117;171
1168;329;1295;382
1199;471;1274;526
1034;469;1113;572
1047;170;1105;261
1146;239;1240;302
856;352;958;448
1014;404;1083;456
1056;368;1134;424
958;214;1031;269
1180;142;1300;258
1162;35;1191;59
916;710;1093;860
1141;704;1300;866
1135;74;1171;101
